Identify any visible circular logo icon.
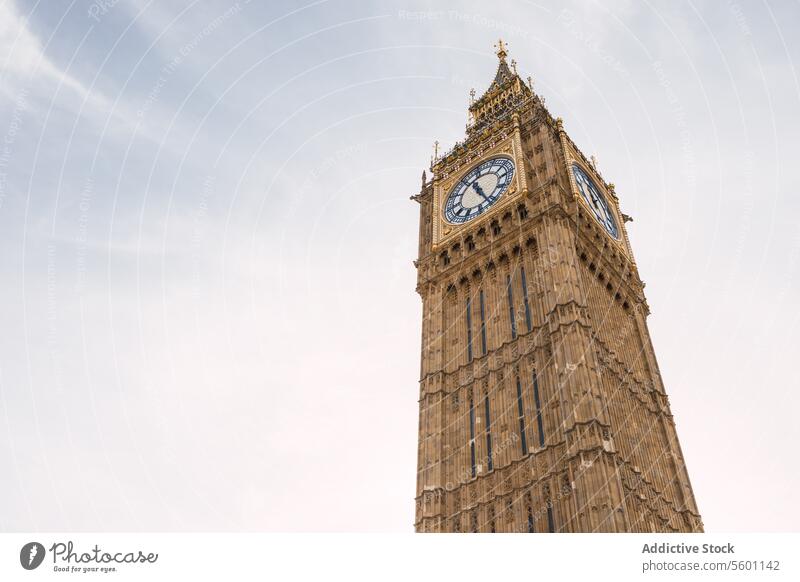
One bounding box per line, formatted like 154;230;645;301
20;542;46;570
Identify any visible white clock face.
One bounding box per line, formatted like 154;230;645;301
572;164;619;239
444;157;515;224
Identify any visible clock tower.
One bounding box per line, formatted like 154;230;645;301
413;41;702;533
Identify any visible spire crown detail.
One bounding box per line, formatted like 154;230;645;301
494;38;507;61
464;41;532;136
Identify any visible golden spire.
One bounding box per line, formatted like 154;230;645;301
494;38;507;61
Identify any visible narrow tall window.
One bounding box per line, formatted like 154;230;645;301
479;290;487;355
506;275;517;339
466;297;473;362
516;377;528;456
526;494;535;533
520;267;533;332
469;398;477;478
484;394;493;472
546;504;555;533
533;370;545;447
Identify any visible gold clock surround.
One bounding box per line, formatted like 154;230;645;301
432;135;526;248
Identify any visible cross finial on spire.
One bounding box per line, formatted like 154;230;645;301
495;38;507;61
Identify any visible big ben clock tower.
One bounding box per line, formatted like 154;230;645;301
413;41;702;533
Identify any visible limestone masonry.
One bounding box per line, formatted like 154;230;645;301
413;41;702;533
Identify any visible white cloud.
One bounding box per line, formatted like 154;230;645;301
0;1;102;104
0;1;182;151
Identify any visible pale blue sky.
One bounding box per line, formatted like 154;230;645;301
0;0;798;531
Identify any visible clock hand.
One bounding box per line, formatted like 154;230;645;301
471;181;488;201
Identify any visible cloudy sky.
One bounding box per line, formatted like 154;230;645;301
0;0;798;532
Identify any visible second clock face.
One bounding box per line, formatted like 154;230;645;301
572;164;619;239
444;157;515;224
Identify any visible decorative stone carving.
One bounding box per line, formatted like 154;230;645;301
413;42;702;534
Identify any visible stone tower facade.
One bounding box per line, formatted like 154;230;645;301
413;42;702;533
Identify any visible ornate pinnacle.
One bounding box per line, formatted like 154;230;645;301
494;38;507;61
511;59;517;74
469;88;476;104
